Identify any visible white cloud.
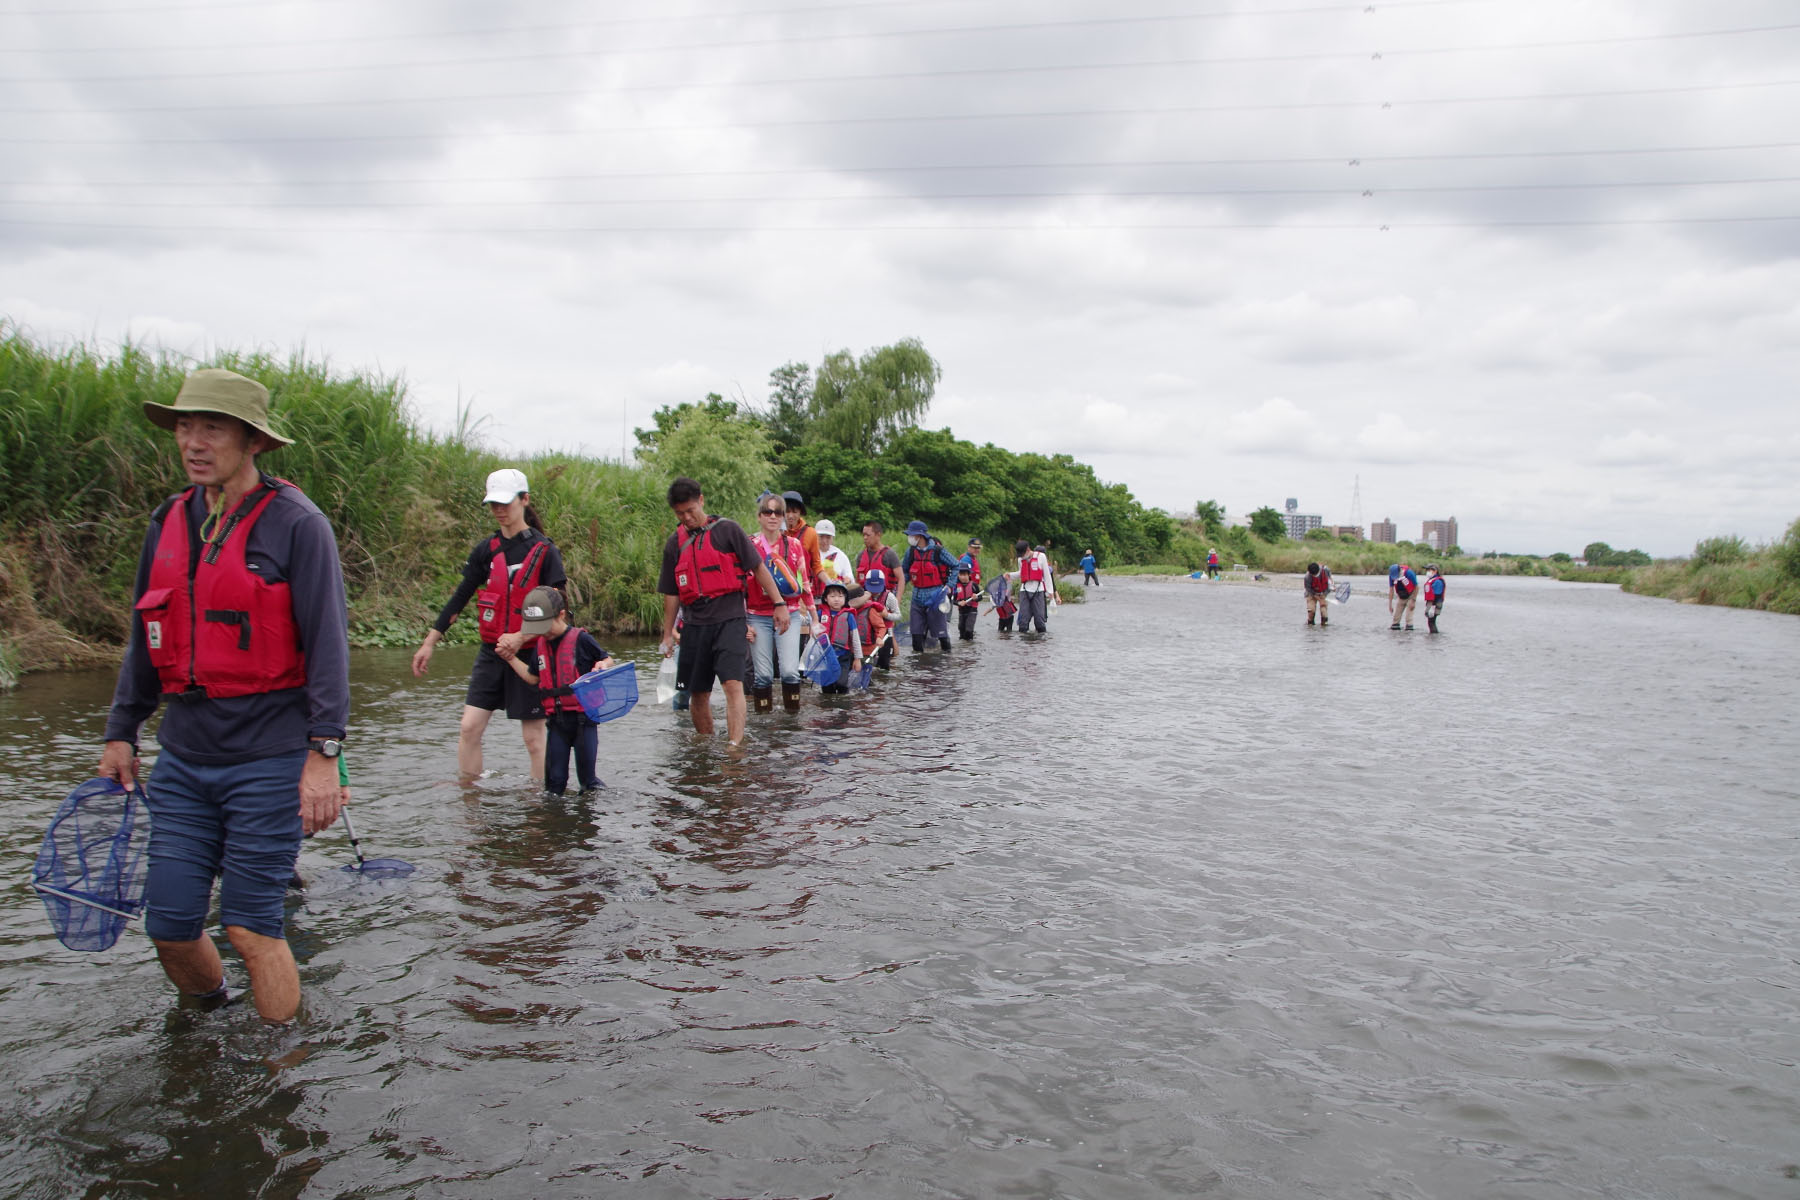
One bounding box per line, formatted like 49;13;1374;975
1217;397;1329;456
1354;413;1437;464
1595;430;1680;466
4;0;1800;556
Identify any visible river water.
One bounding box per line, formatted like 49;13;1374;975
2;575;1797;1199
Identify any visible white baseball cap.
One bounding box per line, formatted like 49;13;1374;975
483;467;529;503
815;518;837;537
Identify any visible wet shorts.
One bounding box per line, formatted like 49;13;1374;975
682;617;749;694
465;642;540;720
142;748;307;942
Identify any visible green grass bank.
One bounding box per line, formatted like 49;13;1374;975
1619;527;1800;614
0;326;677;679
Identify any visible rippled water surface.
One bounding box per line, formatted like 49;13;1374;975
3;575;1798;1199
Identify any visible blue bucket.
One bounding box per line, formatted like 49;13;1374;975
568;662;639;724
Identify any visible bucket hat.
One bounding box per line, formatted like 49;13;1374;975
905;520;928;537
143;368;292;448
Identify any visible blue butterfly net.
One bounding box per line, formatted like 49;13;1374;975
801;634;841;686
33;778;150;952
569;662;639;724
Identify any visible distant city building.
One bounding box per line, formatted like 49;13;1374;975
1422;517;1459;553
1327;525;1363;540
1371;517;1397;544
1283;509;1323;539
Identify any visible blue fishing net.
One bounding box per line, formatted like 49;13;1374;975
568;662;639;724
801;634;841;686
33;778;150;952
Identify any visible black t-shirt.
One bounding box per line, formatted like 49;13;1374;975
434;528;567;634
657;517;762;625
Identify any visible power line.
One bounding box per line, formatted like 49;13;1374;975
4;213;1797;235
8;142;1799;180
3;20;1794;87
0;0;1505;24
7;176;1798;209
6;74;1796;121
0;0;1500;57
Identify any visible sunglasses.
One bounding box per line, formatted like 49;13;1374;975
759;508;785;517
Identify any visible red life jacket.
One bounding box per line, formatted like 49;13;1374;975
1426;574;1446;601
954;579;981;605
476;535;549;643
135;482;307;699
534;627;587;716
1393;567;1417;598
674;518;746;606
1306;570;1331;594
823;607;858;650
1019;552;1045;584
856;546;890;580
907;542;948;589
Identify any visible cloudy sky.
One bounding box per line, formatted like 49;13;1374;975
5;0;1799;556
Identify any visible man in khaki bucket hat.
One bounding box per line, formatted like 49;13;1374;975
142;367;295;448
97;366;348;1024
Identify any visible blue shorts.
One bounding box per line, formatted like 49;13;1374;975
142;748;307;941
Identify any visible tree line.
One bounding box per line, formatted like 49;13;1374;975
633;338;1176;564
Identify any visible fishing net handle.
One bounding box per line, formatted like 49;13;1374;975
32;882;142;922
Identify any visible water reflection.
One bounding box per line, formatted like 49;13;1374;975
3;580;1800;1198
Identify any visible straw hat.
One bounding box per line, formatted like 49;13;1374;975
142;369;293;447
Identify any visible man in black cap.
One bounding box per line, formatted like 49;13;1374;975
98;368;349;1023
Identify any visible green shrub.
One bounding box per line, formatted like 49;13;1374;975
1692;534;1750;567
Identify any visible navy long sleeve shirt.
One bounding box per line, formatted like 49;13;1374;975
104;474;351;765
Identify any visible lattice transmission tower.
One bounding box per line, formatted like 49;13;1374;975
1350;475;1363;532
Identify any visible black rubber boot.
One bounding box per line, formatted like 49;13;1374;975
912;636;925;653
781;682;801;712
1307;617;1314;625
753;685;773;714
1320;615;1327;625
939;637;952;652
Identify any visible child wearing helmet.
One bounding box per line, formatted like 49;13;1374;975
817;580;863;695
857;567;901;669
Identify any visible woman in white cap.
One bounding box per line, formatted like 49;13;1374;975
812;518;855;600
411;468;566;781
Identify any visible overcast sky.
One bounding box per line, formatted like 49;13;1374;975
5;0;1799;556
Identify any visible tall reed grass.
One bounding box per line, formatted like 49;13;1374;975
0;325;677;677
1622;521;1800;614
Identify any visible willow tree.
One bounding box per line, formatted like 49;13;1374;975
806;338;941;457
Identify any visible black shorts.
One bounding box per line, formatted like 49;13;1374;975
465;643;542;720
682;617;748;694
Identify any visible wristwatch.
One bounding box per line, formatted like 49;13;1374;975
309;737;343;759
